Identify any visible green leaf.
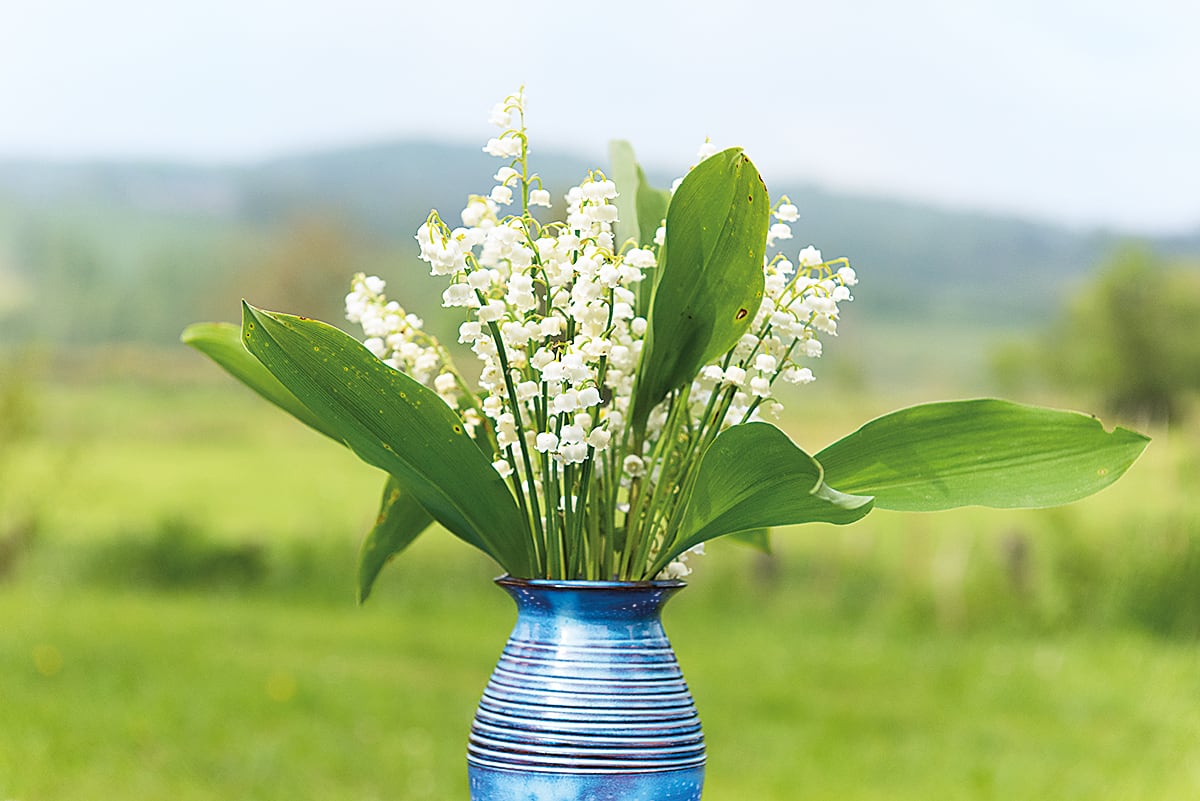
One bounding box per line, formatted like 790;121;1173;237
357;475;436;604
181;321;341;443
634;165;673;319
635;168;671;254
658;422;873;569
729;528;772;554
185;321;441;589
816;399;1151;511
609;139;673;252
185;321;440;588
240;303;535;575
608;140;642;251
609;139;672;318
631;148;770;437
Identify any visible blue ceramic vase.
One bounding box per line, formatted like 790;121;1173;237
468;577;705;801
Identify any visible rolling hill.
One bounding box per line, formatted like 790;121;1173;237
2;140;1196;384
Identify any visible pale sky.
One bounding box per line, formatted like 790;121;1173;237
2;0;1197;232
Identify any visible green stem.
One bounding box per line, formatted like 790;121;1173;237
542;451;563;576
623;384;692;578
569;451;595;577
644;384;740;577
481;312;546;574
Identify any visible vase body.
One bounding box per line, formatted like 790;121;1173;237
468;577;704;801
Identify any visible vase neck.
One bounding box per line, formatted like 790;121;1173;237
497;578;683;642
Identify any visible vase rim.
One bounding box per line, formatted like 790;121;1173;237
496;574;686;590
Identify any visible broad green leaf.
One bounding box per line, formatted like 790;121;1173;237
635;167;671;253
631;148;769;436
609;139;672;317
609;139;673;252
608;140;641;251
358;475;436;604
657;422;873;570
241;303;535;575
186;321;439;586
634;164;672;319
816;399;1150;511
729;528;772;554
181;321;341;442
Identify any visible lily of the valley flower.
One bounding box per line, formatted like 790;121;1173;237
345;88;858;579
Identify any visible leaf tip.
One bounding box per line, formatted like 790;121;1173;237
1115;424;1152;445
179;323;201;346
241;300;267;337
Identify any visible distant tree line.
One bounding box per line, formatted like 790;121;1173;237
996;245;1200;424
0;210;431;348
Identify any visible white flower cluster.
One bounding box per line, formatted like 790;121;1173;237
392;90;667;489
441;179;647;475
686;199;858;427
343;88;860;578
344;273;459;406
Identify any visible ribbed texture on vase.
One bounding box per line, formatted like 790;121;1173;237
467;579;705;776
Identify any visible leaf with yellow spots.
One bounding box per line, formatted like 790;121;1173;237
357;474;435;603
630;147;769;439
241;303;534;575
181;321;341;442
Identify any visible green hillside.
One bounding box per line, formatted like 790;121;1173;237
2;141;1196;383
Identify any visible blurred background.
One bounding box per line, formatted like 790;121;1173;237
2;1;1198;799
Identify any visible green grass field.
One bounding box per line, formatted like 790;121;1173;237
2;370;1199;799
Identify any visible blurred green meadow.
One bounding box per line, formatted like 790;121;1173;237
3;143;1200;799
2;362;1199;801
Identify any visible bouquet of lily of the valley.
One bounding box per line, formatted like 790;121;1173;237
183;89;1148;600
